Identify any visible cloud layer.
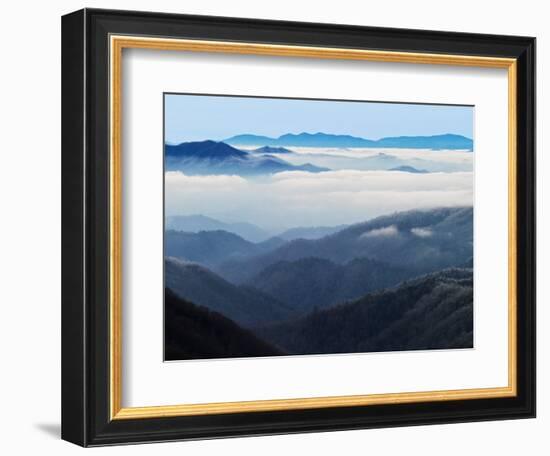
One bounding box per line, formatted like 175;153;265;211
165;169;473;232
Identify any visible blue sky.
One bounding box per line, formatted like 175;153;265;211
164;93;473;144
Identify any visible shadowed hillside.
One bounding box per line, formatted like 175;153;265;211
165;214;270;243
165;229;261;268
165;288;282;360
249;257;414;314
218;207;473;284
256;269;473;354
165;229;286;268
165;257;294;327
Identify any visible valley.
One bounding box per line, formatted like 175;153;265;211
164;207;474;359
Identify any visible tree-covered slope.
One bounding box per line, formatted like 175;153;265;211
165;257;293;327
165;288;282;360
249;257;414;314
257;268;473;354
219;207;473;284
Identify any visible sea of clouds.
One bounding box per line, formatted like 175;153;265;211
165;168;473;232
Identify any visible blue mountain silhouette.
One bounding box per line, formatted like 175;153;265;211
224;132;473;150
165;140;328;176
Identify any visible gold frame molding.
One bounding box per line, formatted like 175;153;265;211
109;35;518;420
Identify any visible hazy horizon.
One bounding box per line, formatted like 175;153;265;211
164;204;474;236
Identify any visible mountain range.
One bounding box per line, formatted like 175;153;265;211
164;207;474;360
257;268;473;354
165;229;285;268
316;151;470;173
165;257;293;327
217;207;473;284
165;214;347;243
165;140;328;176
166;214;271;243
224;132;473;151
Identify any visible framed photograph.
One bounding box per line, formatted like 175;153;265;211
62;8;535;447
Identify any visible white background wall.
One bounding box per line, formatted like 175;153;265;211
0;0;545;453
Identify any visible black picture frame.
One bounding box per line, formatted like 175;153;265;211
62;8;536;447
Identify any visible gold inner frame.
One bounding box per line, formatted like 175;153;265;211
109;35;518;420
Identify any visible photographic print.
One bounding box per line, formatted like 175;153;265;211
163;93;474;361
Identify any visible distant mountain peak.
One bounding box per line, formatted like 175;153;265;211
253;146;294;154
165;140;329;176
388;165;429;174
165;140;248;160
